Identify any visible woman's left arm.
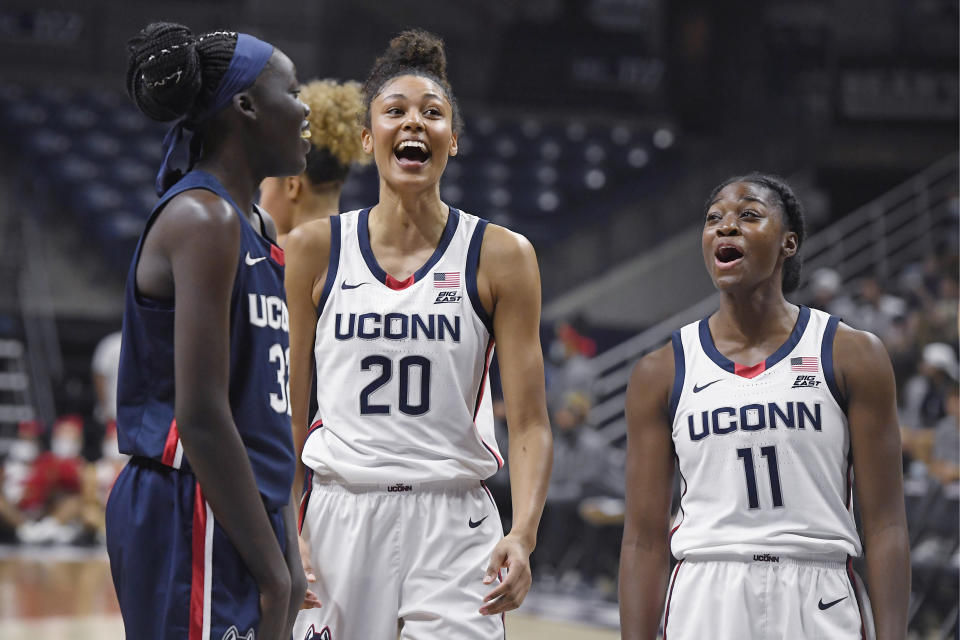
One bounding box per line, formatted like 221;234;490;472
837;324;910;640
477;225;553;616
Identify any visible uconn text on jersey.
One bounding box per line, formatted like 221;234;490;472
684;401;823;442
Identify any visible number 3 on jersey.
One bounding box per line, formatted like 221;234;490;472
360;355;431;416
268;343;291;416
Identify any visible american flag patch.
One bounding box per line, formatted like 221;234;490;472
434;272;460;289
790;357;819;372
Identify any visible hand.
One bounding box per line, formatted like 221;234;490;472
299;535;321;610
480;533;533;616
258;576;292;640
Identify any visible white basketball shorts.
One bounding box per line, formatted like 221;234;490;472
662;556;875;640
293;478;506;640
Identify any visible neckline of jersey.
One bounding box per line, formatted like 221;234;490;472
698;305;811;378
357;206;461;290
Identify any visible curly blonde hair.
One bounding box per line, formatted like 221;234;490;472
300;79;370;178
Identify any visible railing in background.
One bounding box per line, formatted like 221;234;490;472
588;153;959;444
11;173;62;431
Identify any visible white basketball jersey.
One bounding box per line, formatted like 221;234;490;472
669;306;861;561
302;207;502;484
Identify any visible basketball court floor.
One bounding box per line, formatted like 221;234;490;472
0;546;621;639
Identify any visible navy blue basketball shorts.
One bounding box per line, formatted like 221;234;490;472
106;457;286;640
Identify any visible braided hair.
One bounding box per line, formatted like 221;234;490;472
361;29;463;134
125;22;237;124
704;173;807;293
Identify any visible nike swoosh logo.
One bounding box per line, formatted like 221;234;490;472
818;596;847;610
245;252;267;266
468;516;488;528
693;379;722;393
341;282;367;290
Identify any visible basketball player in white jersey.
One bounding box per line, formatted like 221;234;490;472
284;30;552;639
618;174;909;640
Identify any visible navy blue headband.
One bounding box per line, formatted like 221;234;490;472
155;33;275;195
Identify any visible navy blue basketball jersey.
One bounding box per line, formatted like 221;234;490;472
116;170;294;508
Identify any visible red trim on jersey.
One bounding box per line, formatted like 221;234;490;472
189;483;208;640
161;419;180;467
270;244;285;266
480;480;497;507
669;455;688;542
662;559;684;639
385;273;415;290
734;361;766;378
846;556;867;640
472;339;503;468
308;419;323;434
845;453;854;510
298;469;313;535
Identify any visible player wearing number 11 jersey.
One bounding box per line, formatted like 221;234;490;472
618;175;909;640
285;30;552;640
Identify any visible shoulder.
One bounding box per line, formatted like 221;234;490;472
167;189;237;227
150;190;241;259
478;223;537;271
285;216;335;260
833;322;891;371
626;342;675;412
832;322;895;399
629;343;676;391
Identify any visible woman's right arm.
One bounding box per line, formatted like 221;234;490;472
159;194;291;640
618;344;676;640
283;219;330;504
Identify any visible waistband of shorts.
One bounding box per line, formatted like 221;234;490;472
680;553;848;569
130;455;188;474
311;476;483;494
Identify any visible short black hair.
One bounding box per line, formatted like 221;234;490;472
125;22;237;124
361;29;463;135
705;173;807;293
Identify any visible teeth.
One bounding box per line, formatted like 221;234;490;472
397;140;428;152
301;129;312;139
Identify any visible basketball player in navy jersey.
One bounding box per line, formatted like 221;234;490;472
105;22;318;640
285;30;553;638
619;175;909;639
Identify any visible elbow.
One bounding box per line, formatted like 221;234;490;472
174;398;231;443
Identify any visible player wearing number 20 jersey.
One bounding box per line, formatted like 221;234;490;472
301;206;500;483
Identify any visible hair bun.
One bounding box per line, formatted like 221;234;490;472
126;22;203;122
383;29;448;80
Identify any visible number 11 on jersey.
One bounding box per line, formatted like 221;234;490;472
737;445;784;510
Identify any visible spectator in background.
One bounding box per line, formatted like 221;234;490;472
545;319;597;407
849;275;907;344
0;458;25;543
901;342;958;431
535;391;607;576
16;416;85;544
929;386;959;484
92;330;121;422
808;267;854;318
91;330;121;434
3;420;42;506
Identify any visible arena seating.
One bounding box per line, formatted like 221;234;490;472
0;82;675;272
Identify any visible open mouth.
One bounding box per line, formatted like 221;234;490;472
394;140;431;166
301;121;311;139
715;244;744;266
